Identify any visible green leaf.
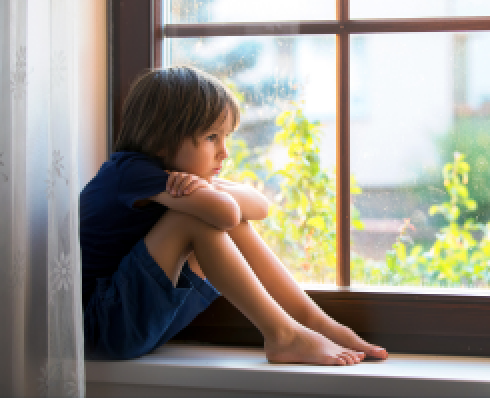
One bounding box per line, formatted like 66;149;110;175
238;170;258;180
450;206;460;220
409;245;422;259
306;216;326;230
299;191;309;213
351;219;364;230
386;250;396;270
395;242;406;263
456;185;468;199
429;205;440;216
276;111;292;127
465;199;477;211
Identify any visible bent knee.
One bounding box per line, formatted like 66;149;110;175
153;210;225;238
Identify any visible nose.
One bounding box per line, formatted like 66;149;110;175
219;138;229;159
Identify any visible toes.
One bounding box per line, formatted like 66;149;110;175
335;356;347;366
346;350;364;364
368;347;388;359
338;352;356;365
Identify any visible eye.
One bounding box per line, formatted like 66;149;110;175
206;133;218;141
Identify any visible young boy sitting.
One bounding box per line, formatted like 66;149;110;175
81;66;388;364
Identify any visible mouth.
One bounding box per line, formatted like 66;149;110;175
212;167;221;174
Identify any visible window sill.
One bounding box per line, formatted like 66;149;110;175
85;343;490;397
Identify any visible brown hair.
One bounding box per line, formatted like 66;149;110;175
114;66;240;164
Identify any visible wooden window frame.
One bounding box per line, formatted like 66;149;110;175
108;0;490;356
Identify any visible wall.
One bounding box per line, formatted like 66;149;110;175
78;0;108;190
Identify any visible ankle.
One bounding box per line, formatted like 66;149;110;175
263;320;299;348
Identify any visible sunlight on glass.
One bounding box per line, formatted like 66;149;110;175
351;0;490;19
164;35;337;285
350;32;490;289
166;0;335;24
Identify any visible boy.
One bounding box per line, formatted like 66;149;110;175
81;66;388;364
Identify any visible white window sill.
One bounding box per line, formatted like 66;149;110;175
86;343;490;397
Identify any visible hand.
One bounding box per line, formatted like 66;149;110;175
165;171;211;198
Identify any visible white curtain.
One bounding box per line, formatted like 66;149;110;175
1;0;85;396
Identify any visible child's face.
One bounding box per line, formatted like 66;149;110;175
169;107;233;182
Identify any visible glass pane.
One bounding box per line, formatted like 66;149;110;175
351;0;490;19
350;32;490;289
166;0;336;23
164;35;337;285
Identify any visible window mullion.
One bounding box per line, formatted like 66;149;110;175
153;0;162;67
336;0;350;287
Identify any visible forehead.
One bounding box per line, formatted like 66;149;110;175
203;107;232;134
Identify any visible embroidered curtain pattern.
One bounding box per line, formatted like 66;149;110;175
0;0;84;396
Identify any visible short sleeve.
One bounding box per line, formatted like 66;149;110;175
117;154;169;209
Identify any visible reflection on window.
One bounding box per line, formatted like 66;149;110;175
351;0;490;19
167;0;335;24
165;35;338;284
350;32;490;289
163;7;490;290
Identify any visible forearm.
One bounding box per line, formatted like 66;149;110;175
212;178;269;221
150;187;242;230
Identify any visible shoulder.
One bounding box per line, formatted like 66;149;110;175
110;151;165;170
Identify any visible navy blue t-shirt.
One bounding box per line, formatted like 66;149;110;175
80;151;169;308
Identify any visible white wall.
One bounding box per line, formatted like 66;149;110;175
78;0;107;191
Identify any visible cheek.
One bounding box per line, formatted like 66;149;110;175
176;147;209;172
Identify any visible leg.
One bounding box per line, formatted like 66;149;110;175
226;221;388;360
145;210;362;365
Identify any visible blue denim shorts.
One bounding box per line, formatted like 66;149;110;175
83;238;220;360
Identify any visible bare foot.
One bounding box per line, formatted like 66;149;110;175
265;324;365;366
319;322;388;360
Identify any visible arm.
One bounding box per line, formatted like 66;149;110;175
212;177;269;221
149;174;241;231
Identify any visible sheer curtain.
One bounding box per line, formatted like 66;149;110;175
0;0;85;396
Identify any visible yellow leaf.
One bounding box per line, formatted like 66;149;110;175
306;216;325;230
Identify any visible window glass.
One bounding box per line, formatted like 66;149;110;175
164;35;337;284
351;0;490;19
350;32;490;289
166;0;336;24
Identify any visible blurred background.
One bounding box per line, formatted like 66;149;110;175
162;0;490;288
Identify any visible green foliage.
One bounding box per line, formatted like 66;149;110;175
224;102;363;284
260;105;364;283
223;81;489;288
434;117;490;221
385;152;490;287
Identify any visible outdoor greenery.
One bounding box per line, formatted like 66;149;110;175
222;100;490;288
383;152;490;287
222;102;364;284
434;117;490;222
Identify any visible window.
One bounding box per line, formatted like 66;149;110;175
108;0;490;355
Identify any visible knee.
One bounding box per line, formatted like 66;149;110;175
160;210;227;238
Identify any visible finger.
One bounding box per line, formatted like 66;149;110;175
167;172;187;196
166;171;177;194
187;178;210;194
175;173;193;196
183;178;202;195
180;175;201;195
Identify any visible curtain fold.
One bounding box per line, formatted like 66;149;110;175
1;0;85;396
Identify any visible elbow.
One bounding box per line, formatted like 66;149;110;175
258;200;269;220
216;200;242;230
